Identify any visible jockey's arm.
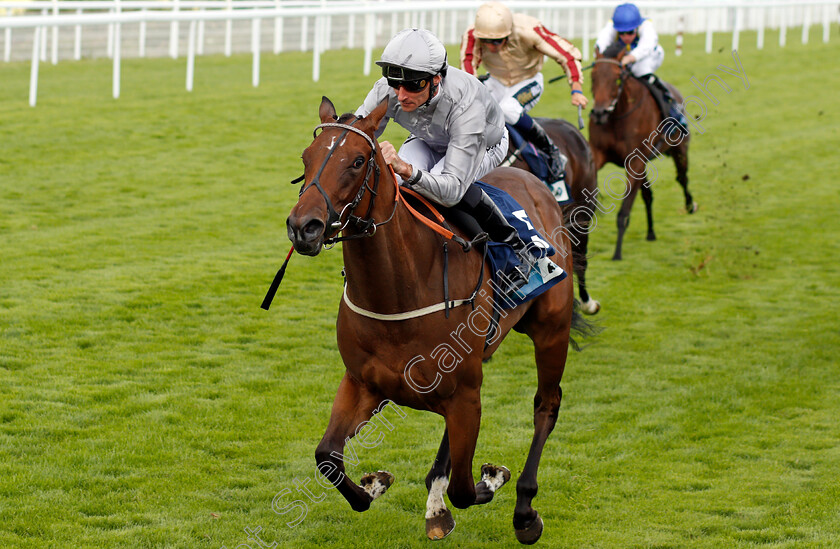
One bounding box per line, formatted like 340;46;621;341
459;28;482;75
627;20;659;66
532;25;588;108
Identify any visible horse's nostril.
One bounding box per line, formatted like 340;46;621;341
302;218;325;240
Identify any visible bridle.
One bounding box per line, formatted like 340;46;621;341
591;57;637;120
292;119;398;247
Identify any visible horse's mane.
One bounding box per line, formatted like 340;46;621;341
602;41;626;59
337;112;357;123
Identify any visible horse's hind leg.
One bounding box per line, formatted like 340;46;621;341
613;177;641;260
314;373;395;512
640;182;656;241
673;145;697;213
513;332;569;545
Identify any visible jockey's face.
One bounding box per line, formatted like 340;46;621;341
618;29;637;45
395;75;442;112
481;37;507;54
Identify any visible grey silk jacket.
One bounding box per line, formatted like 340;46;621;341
355;66;505;207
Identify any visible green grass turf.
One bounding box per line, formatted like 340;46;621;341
1;27;839;549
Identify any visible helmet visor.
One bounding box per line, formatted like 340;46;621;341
380;64;435;83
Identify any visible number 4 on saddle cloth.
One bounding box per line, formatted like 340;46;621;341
506;125;574;206
474;183;566;308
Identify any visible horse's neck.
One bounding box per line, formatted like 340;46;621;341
618;77;650;115
340;167;441;311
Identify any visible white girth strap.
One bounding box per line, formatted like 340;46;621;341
342;286;473;321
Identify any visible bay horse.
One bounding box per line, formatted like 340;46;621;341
502;117;601;315
588;47;697;260
286;96;587;544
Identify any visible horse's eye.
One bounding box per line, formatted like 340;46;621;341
353;157;365;169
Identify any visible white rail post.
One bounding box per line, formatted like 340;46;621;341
801;5;810;44
312;14;321;82
823;4;831;43
756;6;764;50
705;7;713;53
252;16;261;87
274;0;284;54
73;8;81;60
187;20;196;91
107;8;114;59
348;14;355;49
225;0;232;57
779;6;787;47
170;0;180;59
567;7;575;40
30;27;41;107
51;0;58;65
139;8;146;58
113;3;121;100
5;28;12;63
731;6;740;52
301;16;309;51
450;8;458;45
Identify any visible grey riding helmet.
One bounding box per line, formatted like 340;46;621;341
376;28;449;83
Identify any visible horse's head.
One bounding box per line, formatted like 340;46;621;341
590;48;628;125
286;96;389;256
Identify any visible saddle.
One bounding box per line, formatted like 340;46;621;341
400;182;566;310
505;124;573;206
637;74;688;130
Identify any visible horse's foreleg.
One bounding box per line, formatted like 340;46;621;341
314;373;394;513
640;182;656;241
513;341;569;545
425;429;455;540
613;179;641;261
673;147;697;213
442;390;482;510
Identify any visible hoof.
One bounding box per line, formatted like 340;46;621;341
580;299;600;315
646;232;656;241
360;470;394;501
475;463;511;504
688;202;699;214
611;253;622;261
514;512;544;545
426;508;456;540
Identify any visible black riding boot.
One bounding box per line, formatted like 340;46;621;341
456;185;534;287
515;116;567;184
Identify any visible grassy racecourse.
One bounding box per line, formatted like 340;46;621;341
1;28;839;549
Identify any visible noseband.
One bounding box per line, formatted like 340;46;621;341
294;120;396;247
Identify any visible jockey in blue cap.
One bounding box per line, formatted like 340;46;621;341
595;3;684;124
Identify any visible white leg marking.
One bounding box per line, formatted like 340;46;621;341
361;472;390;500
425;476;449;519
481;468;507;493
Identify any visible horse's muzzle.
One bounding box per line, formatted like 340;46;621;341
590;108;610;125
286;214;325;256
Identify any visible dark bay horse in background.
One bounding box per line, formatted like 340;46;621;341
286;96;588;544
502;117;601;315
589;47;697;260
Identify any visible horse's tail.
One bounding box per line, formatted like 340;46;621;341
569;299;602;352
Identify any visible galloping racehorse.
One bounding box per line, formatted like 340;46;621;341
502;117;601;314
286;97;588;544
589;47;697;260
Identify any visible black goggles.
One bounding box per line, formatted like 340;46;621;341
618;30;636;36
386;78;430;92
481;37;506;46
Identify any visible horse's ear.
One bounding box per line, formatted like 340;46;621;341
595;49;603;59
319;96;338;123
616;48;626;60
358;98;389;134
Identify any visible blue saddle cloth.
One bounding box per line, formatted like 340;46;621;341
506;125;574;206
476;181;567;309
